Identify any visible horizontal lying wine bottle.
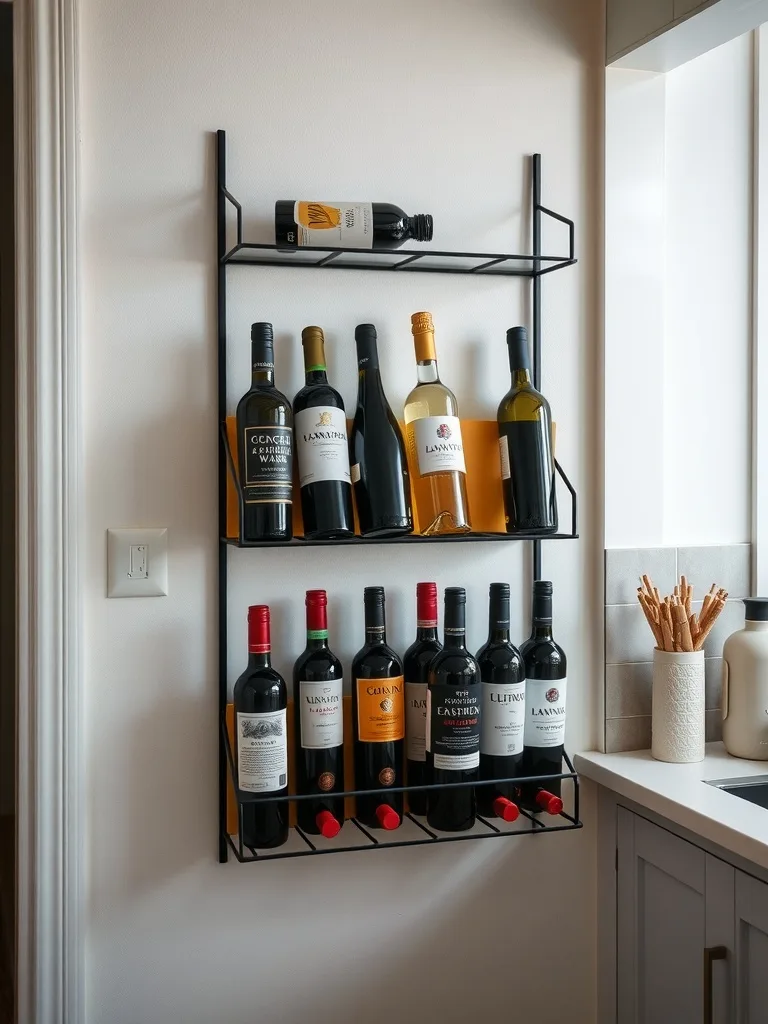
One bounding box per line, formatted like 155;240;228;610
275;200;433;250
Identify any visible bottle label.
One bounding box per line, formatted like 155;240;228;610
426;684;481;770
355;676;405;743
481;680;526;756
413;416;467;477
498;434;511;480
299;679;344;749
236;709;288;793
242;426;293;504
405;681;427;762
523;677;567;747
293;201;373;249
294;407;352;486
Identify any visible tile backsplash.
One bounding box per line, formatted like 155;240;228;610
603;543;751;753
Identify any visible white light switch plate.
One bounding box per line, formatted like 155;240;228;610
107;528;168;597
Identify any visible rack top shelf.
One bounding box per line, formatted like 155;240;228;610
222;241;577;278
223;530;578;548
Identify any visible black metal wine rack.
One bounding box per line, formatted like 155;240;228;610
215;129;581;862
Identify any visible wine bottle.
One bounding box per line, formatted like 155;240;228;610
404;312;471;535
233;605;289;849
235;323;294;542
497;326;557;535
520;580;567;813
351;587;404;830
426;587;481;832
404;582;442;815
293;326;355;540
275;200;433;251
350;324;413;537
476;583;526;820
293;590;345;838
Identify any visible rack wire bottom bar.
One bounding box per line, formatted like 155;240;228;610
224;809;582;863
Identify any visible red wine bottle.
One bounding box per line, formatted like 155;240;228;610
233;605;289;849
293;590;344;838
293;327;355;540
477;583;526;818
349;325;413;537
520;580;567;812
235;323;293;542
404;582;442;816
352;587;404;830
426;587;481;832
275;200;433;250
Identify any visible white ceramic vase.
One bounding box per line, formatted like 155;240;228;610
651;648;705;763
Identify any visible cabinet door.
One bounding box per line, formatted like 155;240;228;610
618;808;707;1024
735;870;768;1021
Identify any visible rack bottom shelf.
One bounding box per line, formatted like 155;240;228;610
225;807;582;863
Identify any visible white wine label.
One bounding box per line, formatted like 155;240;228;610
242;425;293;504
351;463;361;484
294;407;351;486
413;416;467;477
405;681;427;762
498;434;511;480
523;677;567;748
426;684;481;770
236;709;288;792
294;201;373;249
481;680;526;756
299;679;344;749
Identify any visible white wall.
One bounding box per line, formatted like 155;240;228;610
80;2;603;1022
605;33;753;548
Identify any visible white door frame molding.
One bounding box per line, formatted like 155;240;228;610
14;0;83;1022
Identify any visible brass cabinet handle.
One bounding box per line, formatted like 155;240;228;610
703;945;727;1024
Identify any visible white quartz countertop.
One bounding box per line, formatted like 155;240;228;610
575;744;768;870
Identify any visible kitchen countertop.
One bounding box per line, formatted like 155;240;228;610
575;743;768;870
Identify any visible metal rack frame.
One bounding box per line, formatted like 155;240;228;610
215;129;579;863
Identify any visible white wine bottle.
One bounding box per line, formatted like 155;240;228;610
404;312;471;535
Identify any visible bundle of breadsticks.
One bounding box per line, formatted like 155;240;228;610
637;575;727;653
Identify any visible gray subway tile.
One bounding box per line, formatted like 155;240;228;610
690;599;744;659
705;658;723;710
677;544;751;600
606;662;653;718
605;547;677;606
605;603;658;664
606;716;652;753
706;708;723;743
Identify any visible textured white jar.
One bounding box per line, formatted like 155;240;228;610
652;649;705;763
722;600;768;760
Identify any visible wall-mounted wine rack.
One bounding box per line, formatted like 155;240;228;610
215;129;581;863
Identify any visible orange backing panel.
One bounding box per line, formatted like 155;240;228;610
225;416;520;538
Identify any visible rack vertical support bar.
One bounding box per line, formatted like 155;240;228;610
217;129;229;862
532;153;542;582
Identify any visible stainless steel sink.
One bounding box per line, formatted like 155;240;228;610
707;775;768;810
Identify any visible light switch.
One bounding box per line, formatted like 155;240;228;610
107;528;168;597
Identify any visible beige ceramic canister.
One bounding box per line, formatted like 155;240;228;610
722;598;768;760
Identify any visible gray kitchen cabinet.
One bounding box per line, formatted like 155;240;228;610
606;0;674;60
617;808;734;1023
735;870;768;1020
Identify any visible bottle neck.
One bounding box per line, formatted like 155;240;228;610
444;598;467;649
305;368;328;385
365;625;387;646
416;625;438;643
488;589;511;644
745;620;768;632
306;634;329;650
251;339;275;388
364;596;386;646
247;650;272;670
306;599;329;649
415;360;440;384
512;367;532;388
532;620;553;640
302;331;328;384
444;630;467;650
